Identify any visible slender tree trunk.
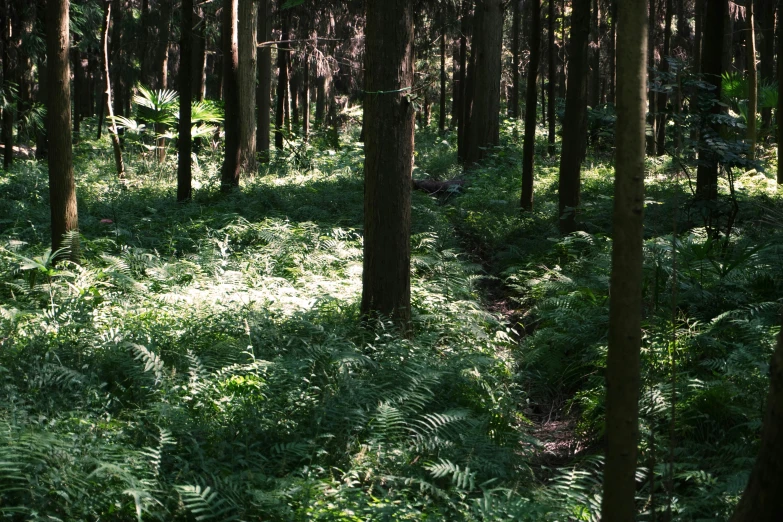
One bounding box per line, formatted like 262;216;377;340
303;29;312;141
220;0;240;191
456;3;471;161
777;0;783;183
601;0;647;517
729;316;783;521
256;0;271;161
548;0;556;155
697;0;726;199
101;0;125;179
192;6;206;102
439;27;447;131
451;38;460;127
609;0;616;104
2;0;15;170
647;0;657;155
558;0;590;234
694;0;703;72
46;0;78;262
759;0;775;130
275;7;290;150
656;0;673;154
521;0;540;210
238;0;257;172
588;0;600;108
18;3;34;136
153;0;172;89
290;61;300;128
747;0;757;159
71;46;82;143
511;0;521;119
177;0;193;201
35;56;47;159
463;0;504;165
362;0;415;331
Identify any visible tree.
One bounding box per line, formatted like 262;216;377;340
238;0;257;172
257;0;272;162
275;3;290;150
2;0;18;170
101;0;125;179
221;0;241;191
557;0;590;234
600;0;646;518
696;0;725;200
510;0;520;119
547;0;556;155
520;0;540;210
361;0;415;329
729;316;783;521
46;0;78;261
746;0;757;159
177;0;193;201
463;0;503;165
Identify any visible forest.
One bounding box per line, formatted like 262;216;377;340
0;0;782;519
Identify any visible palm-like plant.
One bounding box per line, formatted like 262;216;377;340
721;72;778;139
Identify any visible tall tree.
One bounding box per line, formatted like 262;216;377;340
220;0;241;191
746;0;757;159
646;0;657;155
192;6;206;102
510;0;521;119
729;316;783;521
557;0;590;233
153;0;172;89
2;0;17;170
777;0;783;183
275;4;290;150
177;0;193;201
257;0;272;161
588;0;600;108
547;0;556;155
238;0;257;172
600;0;646;518
520;0;540;210
696;0;725;200
101;0;125;179
758;0;775;129
655;0;673;154
46;0;78;261
361;0;415;329
463;0;503;165
439;26;447;131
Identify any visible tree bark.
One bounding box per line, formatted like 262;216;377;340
647;0;657;155
46;0;78;262
2;0;17;169
35;55;47;159
177;0;193;201
601;0;647;518
547;0;556;155
729;317;783;521
439;27;447;131
238;0;257;172
18;2;34;137
153;0;171;89
275;7;290;150
588;0;600;108
696;0;725;199
656;0;673;154
521;0;540;210
257;0;271;161
608;0;617;104
511;0;521;119
746;0;757;159
777;0;783;183
101;0;125;179
220;0;240;191
694;0;703;72
758;0;775;129
463;0;503;165
361;0;415;331
557;0;590;234
303;28;313;141
456;3;471;161
192;6;206;102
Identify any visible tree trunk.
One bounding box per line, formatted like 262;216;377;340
220;0;240;191
101;0;125;179
696;0;725;199
361;0;415;331
463;0;504;165
729;317;783;521
70;46;82;143
588;0;600;108
153;0;171;89
557;0;590;234
46;0;78;262
601;0;647;518
275;8;289;150
694;0;703;72
439;27;447;131
18;3;34;136
608;0;617;104
238;0;257;172
192;6;206;102
511;0;521;119
656;0;673;154
647;0;657;155
177;0;193;201
2;0;15;170
303;29;312;141
256;0;271;161
450;38;460;127
521;0;540;210
747;0;757;159
456;3;471;161
35;56;47;160
758;0;775;130
777;0;783;183
547;0;556;155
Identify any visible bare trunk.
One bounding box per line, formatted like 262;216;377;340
511;0;521;119
647;0;657;155
101;0;125;179
558;0;590;233
521;0;540;210
178;0;193;201
275;8;289;150
759;0;775;130
439;28;447;131
192;6;207;102
220;0;241;191
362;0;415;331
601;0;647;517
656;0;673;154
746;0;757;159
256;0;271;161
547;0;556;155
46;0;79;262
238;0;257;172
2;0;15;170
588;0;600;108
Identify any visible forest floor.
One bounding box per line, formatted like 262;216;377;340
1;120;782;520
